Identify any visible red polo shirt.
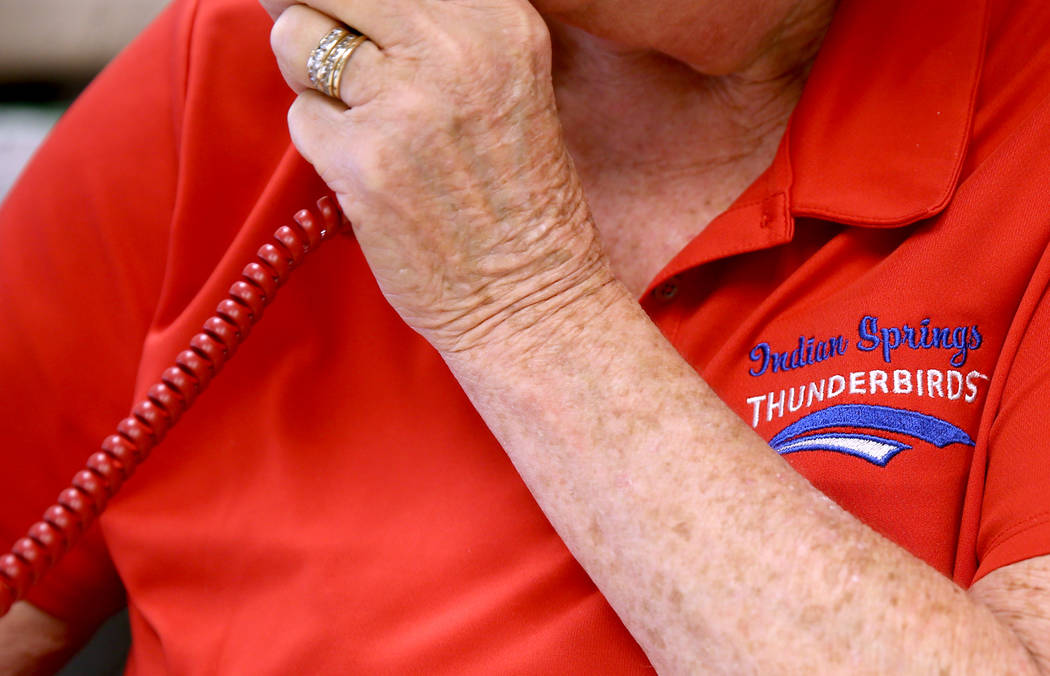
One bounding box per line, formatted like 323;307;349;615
1;0;1049;672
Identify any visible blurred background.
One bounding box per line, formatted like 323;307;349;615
1;1;169;672
1;0;169;197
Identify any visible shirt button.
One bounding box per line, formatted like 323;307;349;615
655;281;678;300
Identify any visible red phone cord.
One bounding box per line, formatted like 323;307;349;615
0;196;348;617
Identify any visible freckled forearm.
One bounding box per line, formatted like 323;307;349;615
441;281;1039;675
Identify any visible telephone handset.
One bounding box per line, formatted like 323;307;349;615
0;196;349;617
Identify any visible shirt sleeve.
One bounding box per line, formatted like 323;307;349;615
0;1;184;631
976;244;1050;580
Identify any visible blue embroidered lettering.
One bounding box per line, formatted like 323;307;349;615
931;326;949;349
949;327;969;367
903;325;919;348
748;335;848;377
880;326;902;363
920;318;934;348
857;316;880;354
748;343;771;376
855;315;982;366
969;326;983;350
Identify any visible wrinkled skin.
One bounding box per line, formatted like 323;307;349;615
261;2;1050;675
267;0;611;355
262;0;819;353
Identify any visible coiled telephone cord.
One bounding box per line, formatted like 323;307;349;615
0;196;348;617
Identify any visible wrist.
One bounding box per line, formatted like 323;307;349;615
434;228;628;366
407;173;628;356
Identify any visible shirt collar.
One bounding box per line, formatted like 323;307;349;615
647;0;989;292
788;0;989;226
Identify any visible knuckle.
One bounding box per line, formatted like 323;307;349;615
499;6;551;66
285;97;308;139
269;4;314;58
286;93;321;139
269;13;295;58
492;2;550;50
522;14;552;56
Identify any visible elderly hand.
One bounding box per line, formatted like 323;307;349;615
264;0;613;355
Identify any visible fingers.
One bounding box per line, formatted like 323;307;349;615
270;3;385;107
286;89;349;171
286;90;380;225
262;0;422;49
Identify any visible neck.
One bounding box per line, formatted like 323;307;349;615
543;15;830;295
548;21;819;182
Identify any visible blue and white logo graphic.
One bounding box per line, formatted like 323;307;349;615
769;404;975;466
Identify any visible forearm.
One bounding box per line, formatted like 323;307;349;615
442;280;1039;675
268;0;1041;667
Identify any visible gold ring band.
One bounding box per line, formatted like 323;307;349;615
307;27;350;90
326;34;369;98
307;26;370;100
